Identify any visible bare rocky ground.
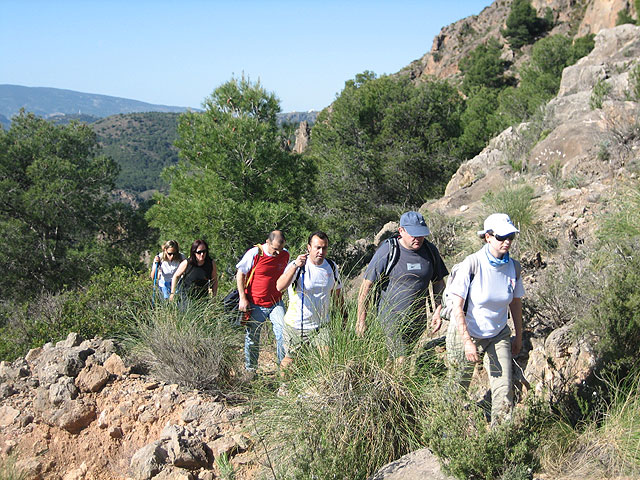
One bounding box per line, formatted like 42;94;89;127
0;332;284;480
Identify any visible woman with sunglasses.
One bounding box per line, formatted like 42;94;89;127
445;213;524;426
170;239;218;301
151;240;186;300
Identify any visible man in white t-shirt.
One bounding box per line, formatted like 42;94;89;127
276;231;345;369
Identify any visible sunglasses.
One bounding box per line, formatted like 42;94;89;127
166;251;176;256
195;250;207;255
491;233;516;242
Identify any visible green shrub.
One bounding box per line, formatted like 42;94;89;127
577;244;640;376
616;9;636;26
423;388;549;480
459;39;511;95
502;0;550;49
0;266;148;361
123;301;242;393
589;78;612;110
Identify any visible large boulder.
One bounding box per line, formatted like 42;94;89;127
369;448;455;480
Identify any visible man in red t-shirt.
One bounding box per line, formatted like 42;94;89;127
236;230;290;372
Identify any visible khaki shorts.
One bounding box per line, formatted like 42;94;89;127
283;323;330;358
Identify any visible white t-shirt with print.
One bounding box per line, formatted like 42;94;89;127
283;260;341;330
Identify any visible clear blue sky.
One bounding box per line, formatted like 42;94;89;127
1;0;493;112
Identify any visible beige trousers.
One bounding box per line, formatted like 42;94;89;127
446;321;513;425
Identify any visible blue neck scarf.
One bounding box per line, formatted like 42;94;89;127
484;243;510;267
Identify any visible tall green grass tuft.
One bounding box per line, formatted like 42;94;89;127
0;454;27;480
123;300;243;393
251;306;431;480
482;184;554;255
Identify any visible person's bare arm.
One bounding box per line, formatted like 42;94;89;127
276;254;307;292
356;279;374;336
209;259;218;297
430;279;446;333
150;256;160;279
452;294;478;362
169;260;188;301
236;270;249;311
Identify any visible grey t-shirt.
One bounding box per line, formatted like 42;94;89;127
365;239;448;323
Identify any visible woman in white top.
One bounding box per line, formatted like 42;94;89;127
150;240;186;299
445;213;525;425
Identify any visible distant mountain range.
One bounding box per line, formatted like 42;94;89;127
0;84;192;120
0;84;319;127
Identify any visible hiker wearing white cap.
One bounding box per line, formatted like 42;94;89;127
357;211;448;357
445;213;525;425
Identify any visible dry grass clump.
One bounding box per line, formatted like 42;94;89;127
539;374;640;479
528;246;598;333
481;184;555;256
124;301;243;393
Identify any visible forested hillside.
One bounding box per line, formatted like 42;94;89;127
92;112;180;194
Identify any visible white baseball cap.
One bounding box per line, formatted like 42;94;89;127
477;213;519;238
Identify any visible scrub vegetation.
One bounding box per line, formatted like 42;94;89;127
1;2;639;476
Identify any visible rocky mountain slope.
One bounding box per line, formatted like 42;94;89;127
401;0;635;85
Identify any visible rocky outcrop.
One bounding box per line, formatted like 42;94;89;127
577;0;634;36
369;448;455;480
293;120;311;154
0;333;254;480
402;0;632;84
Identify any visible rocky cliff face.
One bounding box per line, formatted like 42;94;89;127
402;0;634;84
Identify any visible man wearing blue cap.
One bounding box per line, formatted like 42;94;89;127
356;211;448;357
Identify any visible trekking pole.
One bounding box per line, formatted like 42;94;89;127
152;260;160;307
300;264;305;343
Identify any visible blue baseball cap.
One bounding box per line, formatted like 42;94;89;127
400;211;431;237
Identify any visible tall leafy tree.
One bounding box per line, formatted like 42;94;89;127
308;72;464;247
0;111;125;300
502;0;550;49
146;77;312;273
459;38;512;95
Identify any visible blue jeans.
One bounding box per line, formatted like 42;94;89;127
244;301;285;370
159;280;171;299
